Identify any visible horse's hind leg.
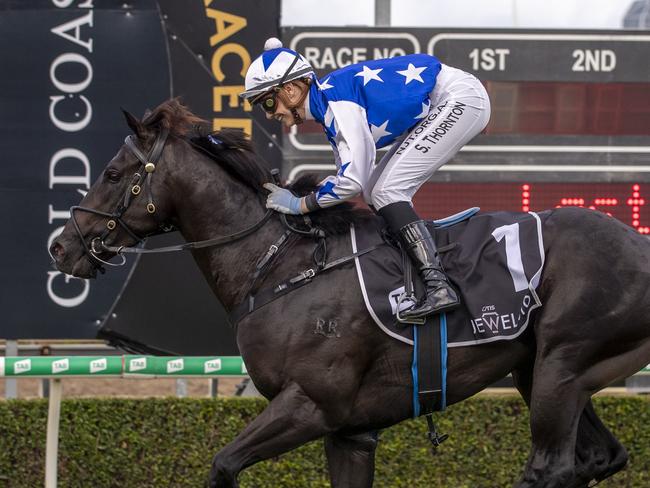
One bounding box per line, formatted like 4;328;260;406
573;401;628;486
513;366;628;487
325;431;378;488
515;352;590;488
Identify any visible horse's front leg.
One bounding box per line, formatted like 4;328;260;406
209;381;334;488
325;431;379;488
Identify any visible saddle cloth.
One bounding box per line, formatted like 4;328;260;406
351;210;545;347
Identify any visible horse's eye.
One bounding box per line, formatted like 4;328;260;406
104;169;122;183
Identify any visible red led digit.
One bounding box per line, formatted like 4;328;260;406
522;184;530;212
589;196;617;217
593;198;618;206
627;184;648;234
558;198;585;207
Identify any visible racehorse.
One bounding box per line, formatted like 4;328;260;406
50;99;650;488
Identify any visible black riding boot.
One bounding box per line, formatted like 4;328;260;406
398;220;460;319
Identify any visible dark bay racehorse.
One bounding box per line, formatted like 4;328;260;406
50;100;650;488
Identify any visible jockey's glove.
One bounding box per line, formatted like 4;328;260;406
263;183;304;215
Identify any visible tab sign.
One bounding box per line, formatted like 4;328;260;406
129;358;147;372
14;359;31;374
167;358;184;374
204;359;222;373
52;359;69;374
90;358;107;373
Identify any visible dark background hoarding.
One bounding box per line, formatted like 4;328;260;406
0;0;280;351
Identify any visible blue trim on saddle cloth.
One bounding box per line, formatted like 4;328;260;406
432;207;480;228
411;313;449;417
412;326;420;418
440;312;448;410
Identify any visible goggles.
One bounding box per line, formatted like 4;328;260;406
255;92;279;114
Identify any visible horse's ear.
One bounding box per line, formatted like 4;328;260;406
121;108;144;139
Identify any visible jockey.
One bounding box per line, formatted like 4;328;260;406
240;38;491;320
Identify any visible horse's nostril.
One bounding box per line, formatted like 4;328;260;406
50;241;65;260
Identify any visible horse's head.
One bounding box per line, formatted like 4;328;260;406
50;99;204;279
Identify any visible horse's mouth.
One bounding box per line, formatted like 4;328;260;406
71;258;99;279
52;234;130;279
52;253;99;280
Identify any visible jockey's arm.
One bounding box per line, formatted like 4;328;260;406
264;101;375;215
302;101;376;212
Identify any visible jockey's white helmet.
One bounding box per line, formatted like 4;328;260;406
239;38;314;101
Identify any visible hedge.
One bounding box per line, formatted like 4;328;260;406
0;396;648;487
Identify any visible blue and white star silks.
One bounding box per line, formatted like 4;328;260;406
317;181;341;200
396;63;427;84
307;54;442;209
415;100;431;120
370;120;392;143
317;77;334;90
355;66;384;86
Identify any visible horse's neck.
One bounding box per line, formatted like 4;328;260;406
169;152;280;310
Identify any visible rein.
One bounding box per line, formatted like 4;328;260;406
100;212;273;255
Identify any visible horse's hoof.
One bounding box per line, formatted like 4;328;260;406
209;459;239;488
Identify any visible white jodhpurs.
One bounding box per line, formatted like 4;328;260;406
364;64;491;210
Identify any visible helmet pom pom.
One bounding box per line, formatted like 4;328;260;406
264;37;283;51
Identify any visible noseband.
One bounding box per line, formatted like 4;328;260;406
69;127;274;274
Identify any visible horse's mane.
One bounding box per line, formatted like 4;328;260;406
134;98;373;235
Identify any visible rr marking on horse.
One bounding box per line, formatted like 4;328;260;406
315;318;340;338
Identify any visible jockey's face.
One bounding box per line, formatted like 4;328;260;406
263;82;306;128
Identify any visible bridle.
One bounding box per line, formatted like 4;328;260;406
69;127;273;274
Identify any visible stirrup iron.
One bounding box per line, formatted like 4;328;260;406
425;414;448;455
396;292;426;325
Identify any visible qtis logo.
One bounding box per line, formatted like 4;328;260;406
388;286;416;315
